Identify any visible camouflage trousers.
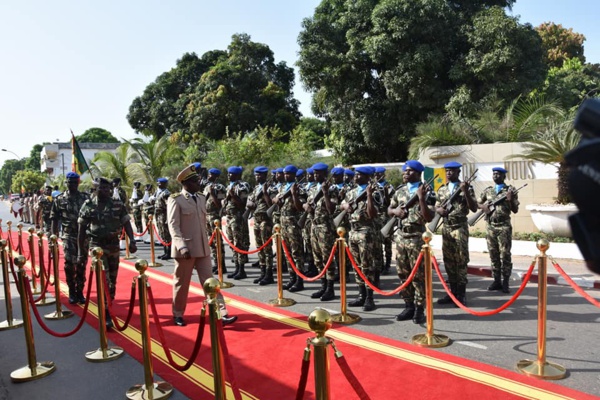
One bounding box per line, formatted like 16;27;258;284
310;222;337;280
441;222;470;285
486;223;513;278
61;234;88;291
348;227;379;285
280;216;305;273
395;234;425;306
155;214;171;244
206;213;225;268
133;208;143;233
253;214;273;268
90;240;121;300
226;213;249;265
241;213;250;264
303;218;314;265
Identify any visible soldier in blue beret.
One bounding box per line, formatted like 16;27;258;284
208;168;221;176
375;166;396;275
154;177;172;260
344;168;356;187
204;167;227;274
224;166;251;280
301;167;318;277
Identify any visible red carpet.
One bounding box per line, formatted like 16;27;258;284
7;230;599;400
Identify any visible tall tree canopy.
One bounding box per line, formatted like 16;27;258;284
536;22;586;69
77;127;120;143
297;0;546;163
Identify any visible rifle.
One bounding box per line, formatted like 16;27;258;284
427;169;478;232
467;183;527;226
243;178;273;220
380;174;438;238
220;181;239;217
333;178;379;228
266;176;306;218
298;176;333;229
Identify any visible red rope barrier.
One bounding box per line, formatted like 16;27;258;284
432;257;535;316
295;346;311;400
216;319;243;400
132;225;149;237
281;238;332;282
345;247;421;296
152;225;172;246
208;229;217;246
219;230;274;255
103;272;138;332
147;286;207;371
551;260;600;308
334;346;371;400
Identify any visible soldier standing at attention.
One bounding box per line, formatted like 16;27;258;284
478;167;519;293
375;167;395;275
154;177;172;260
388;161;434;324
130;181;144;241
302;167;318;277
344;169;355;188
50;172;90;304
142;184;155;244
435;162;477;306
224;166;251;280
203;168;227;274
36;185;54;234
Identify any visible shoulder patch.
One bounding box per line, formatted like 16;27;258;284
170;192;181;198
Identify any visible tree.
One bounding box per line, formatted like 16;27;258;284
536;22;585;69
10;169;47;194
125;136;185;184
538;58;600;110
297;0;545;163
23;144;43;171
0;159;25;194
77;127;120;143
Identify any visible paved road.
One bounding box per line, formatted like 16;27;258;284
1;201;599;399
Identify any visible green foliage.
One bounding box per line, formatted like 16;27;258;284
24;144;42;171
10;169;46;194
408;116;475;159
77;128;120;143
538;58;600;110
470;229;573;243
0;159;25;194
535;22;586;69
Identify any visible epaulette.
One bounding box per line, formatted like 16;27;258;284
171;192;181;198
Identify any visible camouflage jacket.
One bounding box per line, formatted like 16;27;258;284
78;197;130;242
478;185;519;223
435;182;475;224
50;190;90;235
204;182;227;215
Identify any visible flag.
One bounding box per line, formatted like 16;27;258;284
423;166;447;192
71;131;89;176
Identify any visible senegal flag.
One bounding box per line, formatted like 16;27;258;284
71;132;89;175
423;166;447;191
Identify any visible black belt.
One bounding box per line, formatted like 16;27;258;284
398;225;424;234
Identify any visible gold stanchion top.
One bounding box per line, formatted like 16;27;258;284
273;224;281;233
422;231;433;244
336;227;346;237
92;247;104;258
49;235;58;244
536;239;550;254
0;239;6;249
17;223;23;230
203;277;221;296
37;230;44;239
7;221;12;228
135;259;149;274
14;255;26;269
308;308;332;338
213;219;221;228
28;227;35;234
148;214;153;221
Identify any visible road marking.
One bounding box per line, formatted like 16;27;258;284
456;341;488;350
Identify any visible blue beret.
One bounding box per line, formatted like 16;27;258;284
355;166;374;175
275;167;284;173
283;165;298;174
227;166;243;174
66;172;80;180
306;168;314;174
444;161;462;169
344;169;355;176
254;166;269;174
331;167;344;175
208;168;221;175
311;162;328;172
296;169;305;177
156;177;168;183
192;162;202;170
404;160;424;172
492;167;508;174
374;166;386;174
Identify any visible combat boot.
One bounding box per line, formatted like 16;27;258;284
284;273;297;290
76;285;86;305
395;302;415;321
259;266;275;286
227;262;240;279
162;246;172;260
311;278;327;299
437;283;457;305
362;288;376;311
253;266;266;284
502;276;510;293
488;274;502;291
454;284;466;307
105;308;114;330
289;276;304;292
320;280;335;302
68;285;77;304
413;305;426;324
233;263;247;280
348;285;366;307
252;260;260;268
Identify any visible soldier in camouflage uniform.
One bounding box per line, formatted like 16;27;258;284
269;164;306;291
246;166;275;285
434;162;477;306
50;172;90;304
388;161;435;324
224;166;251;280
36;186;54;234
301;168;318;276
478;167;519;293
305;163;338;301
203;168;227;273
141;184;155;243
154;177;172;260
130;181;144;240
342;166;382;312
375;167;395;274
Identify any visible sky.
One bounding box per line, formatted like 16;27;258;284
1;0;598;169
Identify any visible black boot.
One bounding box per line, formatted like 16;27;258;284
395;302;415;321
289;276;304;292
105;308;114;330
233;263;247;280
227;262;240;279
259;266;275;286
281;259;289;273
437;283;457;305
253;266;266;284
413;306;426;324
212;262;219;274
284;273;297;290
488;274;502;291
311;278;327;299
382;259;391;275
68;285;77;304
502;276;510;293
76;285;86;305
320;279;335;302
252;260;260;268
162;246;171;260
362;288;376;311
454;284;466;307
348;285;366;307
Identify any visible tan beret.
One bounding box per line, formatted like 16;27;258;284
176;165;198;183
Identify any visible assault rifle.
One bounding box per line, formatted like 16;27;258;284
467;183;527;226
333;178;379;228
380;174;438;238
242;178;273;220
266;176;305;218
427;169;478;232
298;176;333;229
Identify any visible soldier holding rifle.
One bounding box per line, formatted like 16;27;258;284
388;161;434;324
224;166;251;280
203;168;227;274
434;162;477;306
477;167;520;293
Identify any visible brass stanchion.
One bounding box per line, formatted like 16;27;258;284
123;230;136;260
126;259;173;400
517;240;566;379
27;228;40;295
10;255;56;382
411;232;450;348
215;220;233;289
35;230;54;306
268;224;296;307
309;308;333;400
16;223;24;256
204;278;227;399
7;221;14;254
331;227;361;324
86;247;125;362
44;235;74;320
0;239;23;330
147;215;162;268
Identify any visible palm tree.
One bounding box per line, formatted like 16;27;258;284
90;144;136;189
124;135;185;184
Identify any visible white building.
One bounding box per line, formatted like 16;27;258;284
40;142;120;179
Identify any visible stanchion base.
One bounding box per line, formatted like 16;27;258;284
516;359;567;380
220;280;234;289
35;297;56;306
411;333;451;348
85;346;125;362
10;361;56;382
44;309;74;320
269;297;297;307
149;262;163;268
124;255;137;260
0;319;24;330
126;382;174;400
330;313;362;325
